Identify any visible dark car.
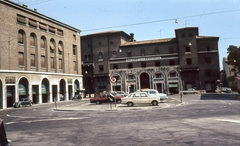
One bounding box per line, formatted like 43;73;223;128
90;94;123;104
13;98;33;108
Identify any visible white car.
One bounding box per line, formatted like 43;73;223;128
181;88;200;95
121;92;160;107
140;89;168;101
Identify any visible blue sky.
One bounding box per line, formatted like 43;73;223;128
12;0;240;69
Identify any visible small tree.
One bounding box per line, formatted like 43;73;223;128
227;45;240;73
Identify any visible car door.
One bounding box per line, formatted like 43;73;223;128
22;98;28;105
140;93;150;104
132;93;141;104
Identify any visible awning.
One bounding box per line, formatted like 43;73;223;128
19;84;26;95
42;84;47;94
169;83;178;87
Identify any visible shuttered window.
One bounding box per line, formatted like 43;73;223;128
50;57;54;69
59;59;62;69
40;38;46;48
30;54;35;67
41;56;45;68
49;26;55;33
18;32;23;44
57;29;63;36
73;61;76;71
39;23;47;31
30;35;35;46
29;19;37;28
18;52;24;66
17;15;26;24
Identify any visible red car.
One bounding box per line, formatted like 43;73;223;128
90;94;123;104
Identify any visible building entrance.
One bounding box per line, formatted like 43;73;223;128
7;86;15;107
140;73;150;89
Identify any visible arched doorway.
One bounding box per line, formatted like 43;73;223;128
59;79;66;101
42;78;49;103
74;80;80;95
18;78;29;100
140;73;150;89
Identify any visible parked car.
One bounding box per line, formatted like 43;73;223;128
90;93;123;104
181;88;200;95
111;91;128;97
216;87;232;93
140;89;168;101
121;92;160;107
13;98;33;108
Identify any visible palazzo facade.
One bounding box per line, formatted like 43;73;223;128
81;28;220;95
0;0;83;109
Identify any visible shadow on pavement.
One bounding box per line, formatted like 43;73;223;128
200;93;240;101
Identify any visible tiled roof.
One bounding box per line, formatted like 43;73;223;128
82;30;129;37
121;38;176;46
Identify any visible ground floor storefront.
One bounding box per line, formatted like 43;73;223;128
0;70;84;109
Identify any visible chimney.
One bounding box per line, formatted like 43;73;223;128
34;8;37;12
130;33;134;42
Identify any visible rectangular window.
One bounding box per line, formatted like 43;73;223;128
30;54;35;67
73;45;77;55
18;52;24;66
155;61;160;67
50;57;54;69
28;19;37;28
186;46;191;52
17;14;26;24
186;58;192;65
59;59;62;69
169;60;175;66
41;56;45;68
73;61;76;71
155;73;162;78
113;64;118;69
128;63;133;68
39;23;47;31
99;65;104;71
73;34;76;40
49;26;55;34
205;57;211;63
141;62;146;67
127;51;132;57
57;29;63;36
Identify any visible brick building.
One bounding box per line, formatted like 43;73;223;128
0;0;83;109
81;27;220;95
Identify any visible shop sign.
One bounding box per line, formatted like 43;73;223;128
5;77;15;84
126;57;161;62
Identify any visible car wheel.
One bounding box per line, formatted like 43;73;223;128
127;102;133;107
96;101;100;105
116;99;122;104
19;104;22;108
183;92;186;95
152;101;158;106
